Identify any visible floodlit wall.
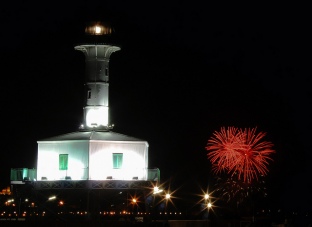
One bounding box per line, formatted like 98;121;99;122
37;139;149;181
37;141;89;180
89;141;148;180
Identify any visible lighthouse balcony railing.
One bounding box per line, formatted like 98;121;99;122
10;167;160;183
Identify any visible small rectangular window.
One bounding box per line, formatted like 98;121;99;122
59;154;68;170
87;90;91;99
113;153;123;169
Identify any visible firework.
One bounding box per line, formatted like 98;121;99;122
206;127;275;183
214;175;267;205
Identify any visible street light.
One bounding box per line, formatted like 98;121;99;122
152;186;163;221
165;193;171;222
203;192;213;226
48;196;56;201
153;186;163;195
165;193;170;200
165;193;171;213
132;198;138;214
207;202;212;224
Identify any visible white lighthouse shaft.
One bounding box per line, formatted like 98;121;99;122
75;44;120;129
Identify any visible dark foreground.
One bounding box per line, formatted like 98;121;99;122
1;214;312;227
0;220;245;227
1;219;310;227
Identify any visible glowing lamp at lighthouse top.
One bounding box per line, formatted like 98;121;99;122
85;22;113;36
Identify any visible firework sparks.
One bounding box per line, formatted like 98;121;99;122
214;175;267;204
206;127;275;183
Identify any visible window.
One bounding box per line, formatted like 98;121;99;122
113;153;123;169
87;89;91;99
59;154;68;170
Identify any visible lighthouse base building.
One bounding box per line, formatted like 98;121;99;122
37;131;150;182
11;130;159;189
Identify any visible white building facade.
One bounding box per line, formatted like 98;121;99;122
37;131;149;181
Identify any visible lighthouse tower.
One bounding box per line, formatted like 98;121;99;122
75;22;120;130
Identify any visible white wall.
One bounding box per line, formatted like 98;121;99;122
37;140;149;181
37;141;89;180
89;141;148;180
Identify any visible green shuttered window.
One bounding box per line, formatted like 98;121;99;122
59;154;68;170
113;153;123;169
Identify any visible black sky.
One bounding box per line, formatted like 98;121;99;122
1;1;311;212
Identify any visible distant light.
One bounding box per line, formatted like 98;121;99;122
48;196;56;201
165;193;171;199
204;194;209;200
153;186;163;194
207;202;212;208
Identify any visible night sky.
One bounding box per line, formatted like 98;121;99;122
1;2;311;213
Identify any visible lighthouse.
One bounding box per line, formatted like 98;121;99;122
8;21;160;185
9;21;160;217
75;22;120;130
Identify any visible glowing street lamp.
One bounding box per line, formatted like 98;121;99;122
204;193;212;223
152;186;163;221
165;193;171;200
163;192;171;222
165;192;171;211
153;186;163;194
165;192;172;211
48;196;56;201
207;202;212;223
132;198;138;213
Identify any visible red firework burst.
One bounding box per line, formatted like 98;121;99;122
206;127;275;183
